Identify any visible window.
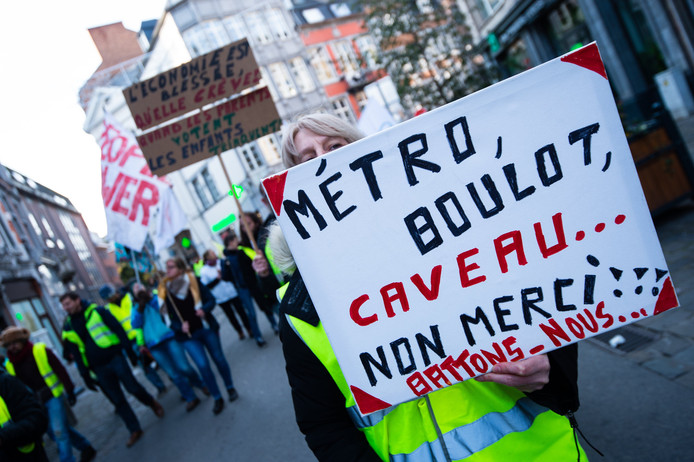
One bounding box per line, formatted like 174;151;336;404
238;143;265;171
183;20;228;56
309;46;337;83
41;217;55;238
267;8;292;40
201;168;222;201
10;298;61;353
330;3;353;17
332;97;356;124
223;15;249;42
355;35;378;68
303;8;326;23
475;0;502;20
245;11;273;44
28;213;42;236
192;178;212;209
331;40;360;74
268;62;298;98
59;212;100;286
259;67;279;100
289;57;316;93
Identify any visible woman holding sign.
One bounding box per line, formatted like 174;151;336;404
259;114;588;461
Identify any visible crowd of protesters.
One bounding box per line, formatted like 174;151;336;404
0;231;281;459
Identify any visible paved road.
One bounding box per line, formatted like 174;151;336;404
46;201;694;461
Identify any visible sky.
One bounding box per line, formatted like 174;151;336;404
0;1;167;238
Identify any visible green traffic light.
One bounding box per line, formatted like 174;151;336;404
228;184;244;198
181;237;191;248
212;213;237;232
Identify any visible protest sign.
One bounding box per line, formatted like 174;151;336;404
100;113;173;251
262;43;679;415
123;38;261;131
136;86;281;176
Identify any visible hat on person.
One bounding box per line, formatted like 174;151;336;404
98;284;114;300
1;326;30;346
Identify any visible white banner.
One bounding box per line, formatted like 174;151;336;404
154;185;188;253
100;113;173;251
263;44;679;415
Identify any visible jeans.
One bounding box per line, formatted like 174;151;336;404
150;337;205;402
182;328;235;400
238;287;264;341
45;396;91;462
92;354;154;433
218;298;251;335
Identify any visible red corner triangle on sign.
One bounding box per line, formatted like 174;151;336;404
262;171;288;217
560;42;607;79
653;277;678;316
350;385;392;415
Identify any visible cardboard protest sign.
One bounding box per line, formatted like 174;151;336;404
100;113;172;251
262;43;680;415
136;86;281;176
123;38;261;131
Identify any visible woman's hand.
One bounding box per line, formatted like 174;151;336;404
195;309;205;318
475;354;550;393
182;321;190;334
252;254;271;277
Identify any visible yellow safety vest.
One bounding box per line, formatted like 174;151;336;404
62;304;121;368
285;313;587;461
0;394;35;454
107;293;136;341
5;343;64;399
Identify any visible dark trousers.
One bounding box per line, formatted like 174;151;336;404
218;297;252;335
92;354;154;434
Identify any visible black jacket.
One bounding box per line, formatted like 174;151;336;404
0;370;49;462
279;271;580;462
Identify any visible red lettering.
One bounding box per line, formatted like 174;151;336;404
539;318;571;347
423;364;451;388
470;353;488;373
494;230;527;274
381;282;409;318
480;342;507;366
118;145;142;167
410;265;442;301
454;350;475;377
111;175;138;216
128;181;159;226
534;212;568;258
456;248;486;288
576;309;599;333
502;336;525;361
565;317;586;339
349;294;377;326
595;301;614;328
406;372;433;396
440;356;465;381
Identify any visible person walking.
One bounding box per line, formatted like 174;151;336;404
1;326;96;462
60;292;164;448
158;258;239;415
0;366;49;461
199;249;253;340
99;284;167;395
130;282;208;412
239;212;281;332
267;113;587;461
221;233;268;346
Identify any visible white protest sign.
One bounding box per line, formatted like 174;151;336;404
262;43;679;415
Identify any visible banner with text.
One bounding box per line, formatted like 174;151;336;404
123;38;261;131
262;44;679;415
137;86;281;176
100;113;172;251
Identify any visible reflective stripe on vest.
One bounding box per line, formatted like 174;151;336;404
0;394;36;453
62;304;121;367
108;295;136;341
238;245;257;261
5;343;64;398
286;314;586;461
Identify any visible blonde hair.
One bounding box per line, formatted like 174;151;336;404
281;113;364;168
267;222;296;276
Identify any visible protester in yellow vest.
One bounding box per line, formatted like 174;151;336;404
0;366;48;461
60;291;164;448
267;114;588;461
99;284;167;395
2;326;96;462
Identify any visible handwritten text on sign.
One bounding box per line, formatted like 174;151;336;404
263;44;679;415
123;38;261;131
137;86;281;176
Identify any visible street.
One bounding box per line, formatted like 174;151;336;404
45;202;694;461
